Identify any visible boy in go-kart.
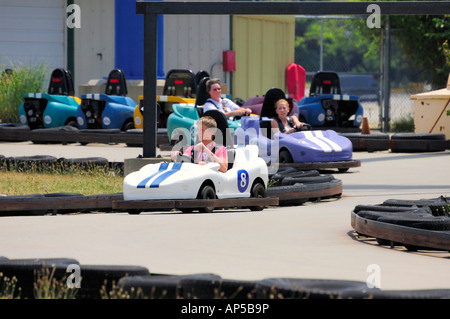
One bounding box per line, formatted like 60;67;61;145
171;116;229;173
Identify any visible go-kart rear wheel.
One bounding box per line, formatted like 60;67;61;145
198;184;216;213
249;182;266;211
279;149;293;163
122;121;135;132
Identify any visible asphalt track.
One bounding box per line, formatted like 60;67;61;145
1;141;450;291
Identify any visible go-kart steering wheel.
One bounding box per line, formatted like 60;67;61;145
176;152;194;163
296;123;312;131
233;111;251;121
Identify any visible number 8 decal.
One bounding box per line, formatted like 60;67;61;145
237;169;249;193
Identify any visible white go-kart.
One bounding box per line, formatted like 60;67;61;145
123;145;269;213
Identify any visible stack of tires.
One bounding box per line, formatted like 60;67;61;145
267;167;343;205
352;196;450;252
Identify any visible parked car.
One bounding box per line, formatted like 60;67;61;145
19;68;80;129
297;71;364;129
338;73;380;102
76;69;136;131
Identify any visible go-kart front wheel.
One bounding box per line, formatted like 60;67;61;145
198;184;216;213
279;149;293;163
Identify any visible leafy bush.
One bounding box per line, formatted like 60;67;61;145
391;116;415;133
0;63;47;123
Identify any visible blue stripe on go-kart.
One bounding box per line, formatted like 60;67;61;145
137;162;170;188
150;162;183;188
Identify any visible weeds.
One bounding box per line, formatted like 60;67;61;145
33;267;78;299
390;115;414;133
0;272;21;299
0;63;47;123
100;279;149;299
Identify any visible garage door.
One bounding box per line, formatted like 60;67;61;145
0;0;65;72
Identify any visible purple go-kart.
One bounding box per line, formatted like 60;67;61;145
234;88;360;172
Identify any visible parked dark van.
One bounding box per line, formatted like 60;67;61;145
338;74;380;102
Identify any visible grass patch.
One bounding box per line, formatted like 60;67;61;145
0;157;124;196
0;170;123;196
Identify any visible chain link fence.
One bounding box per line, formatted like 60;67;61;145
296;17;420;132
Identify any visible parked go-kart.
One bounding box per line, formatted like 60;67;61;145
133;69;208;129
297;71;363;130
76;69;136;131
234;87;359;171
19;68;80;129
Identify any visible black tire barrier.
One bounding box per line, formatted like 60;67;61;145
0;155;122;175
377;214;450;231
341;132;450;153
0;123;31;142
390;133;448;153
355;207;433;222
354;204;421;214
366;289;450;299
2;125;450;153
179;275;256;299
119;273;228;299
125;129;144;147
76;264;151;299
351;196;450;251
340;132;390;152
57;157;110;171
382;196;450;217
2;155;58;172
119;274;187;298
253;278;379;299
2;256;450;299
0;257;80;299
0;125;169;146
269;169;321;186
30;125;80;144
268;178;342;206
280;174;336;186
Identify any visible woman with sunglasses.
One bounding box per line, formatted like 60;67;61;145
203;78;252;120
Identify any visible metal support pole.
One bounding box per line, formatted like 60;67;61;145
320;20;324;71
382;16;391;132
143;13;158;158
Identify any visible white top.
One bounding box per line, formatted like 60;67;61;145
203;97;240;115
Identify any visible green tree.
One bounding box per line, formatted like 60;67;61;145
295;18;380;74
389;15;450;89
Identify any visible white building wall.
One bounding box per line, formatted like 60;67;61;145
73;0;115;96
0;0;65;75
163;1;231;87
